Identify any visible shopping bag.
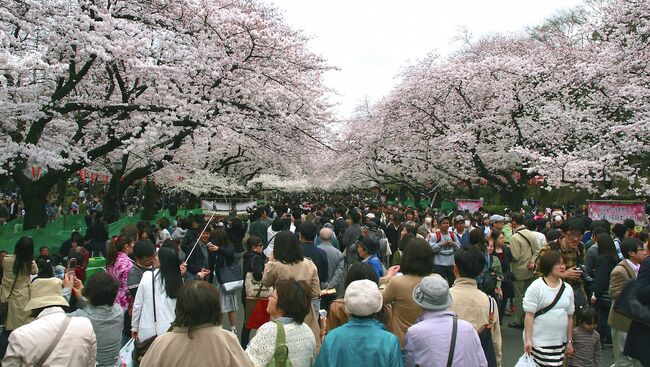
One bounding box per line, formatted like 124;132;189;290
119;338;136;367
246;299;271;329
514;353;536;367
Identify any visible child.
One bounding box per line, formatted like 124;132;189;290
568;306;602;367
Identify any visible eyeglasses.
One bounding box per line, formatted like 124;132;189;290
565;232;582;240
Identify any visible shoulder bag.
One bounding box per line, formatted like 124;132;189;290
219;258;244;293
479;256;499;296
477;296;498;367
446;316;458;367
133;271;157;366
268;320;293;367
245;272;272;299
0;278;18;324
534;282;566;318
34;316;71;367
614;279;650;327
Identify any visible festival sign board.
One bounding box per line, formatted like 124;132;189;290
587;201;647;226
456;199;484;213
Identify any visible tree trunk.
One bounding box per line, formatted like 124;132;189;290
503;184;527;209
15;172;60;230
55;176;67;207
411;189;422;210
141;179;159;221
398;185;408;203
103;175;122;224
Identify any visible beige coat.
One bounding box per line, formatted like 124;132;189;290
449;278;503;367
1;256;38;330
381;274;425;346
608;259;637;331
2;307;96;367
141;324;252;367
509;226;540;281
262;259;321;348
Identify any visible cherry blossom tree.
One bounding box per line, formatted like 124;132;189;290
1;0;332;228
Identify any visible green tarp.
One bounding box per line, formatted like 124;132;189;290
0;209;204;254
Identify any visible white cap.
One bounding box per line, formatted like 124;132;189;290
344;280;382;317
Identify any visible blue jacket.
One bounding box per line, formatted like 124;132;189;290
363;254;384;279
314;317;403;367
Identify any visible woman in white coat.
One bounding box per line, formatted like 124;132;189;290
131;247;183;341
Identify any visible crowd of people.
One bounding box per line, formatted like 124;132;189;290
0;197;649;366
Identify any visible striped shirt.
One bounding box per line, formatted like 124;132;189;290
568;326;602;367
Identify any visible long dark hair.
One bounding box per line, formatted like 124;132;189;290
273;230;304;264
157;247;183;299
13;236;34;276
209;228;231;247
596;233;619;263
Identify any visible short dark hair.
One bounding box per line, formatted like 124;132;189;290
39;246;48;253
612;223;628;239
132;239;156;259
276;279;311;324
398;233;415;252
538;250;563;276
298;222;318;242
545;229;562;243
591;227;608;238
70;231;83;244
255;207;267;218
246;236;263;251
173;281;222;338
469;228;486;248
358;236;380;255
560;218;583;233
83;272;119;306
511;213;524;226
400;238;433;276
347;210;360;224
273;230;304;264
35;259;53;278
621;238;641;259
577;305;598;325
623;218;635;230
454;248;486;278
344;263;378;288
640;231;649;244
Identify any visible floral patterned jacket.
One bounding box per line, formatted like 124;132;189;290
107;251;134;309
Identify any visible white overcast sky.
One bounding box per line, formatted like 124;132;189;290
269;0;584;119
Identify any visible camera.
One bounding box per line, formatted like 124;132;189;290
578;265;593;283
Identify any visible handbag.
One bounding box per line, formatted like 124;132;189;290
614;279;650;327
34;316;71;366
477;296;497;367
0;278;18;325
219;260;244;293
268;320;293;367
133;271;157;366
245;272;271;299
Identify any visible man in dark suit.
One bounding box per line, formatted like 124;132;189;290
333;207;348;239
299;222;328;289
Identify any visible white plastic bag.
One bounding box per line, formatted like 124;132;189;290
119;338;136;367
514;353;536;367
